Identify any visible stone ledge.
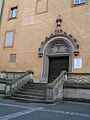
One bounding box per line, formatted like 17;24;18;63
63;97;90;103
64;83;90;89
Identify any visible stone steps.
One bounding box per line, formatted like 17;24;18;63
12;93;46;100
10;82;48;103
10;96;48;103
18;88;47;94
16;90;46;97
22;83;47;90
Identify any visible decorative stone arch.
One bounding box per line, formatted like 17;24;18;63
39;15;79;83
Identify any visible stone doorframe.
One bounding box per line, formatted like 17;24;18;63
38;15;79;83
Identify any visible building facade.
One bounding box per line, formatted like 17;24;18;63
0;0;90;83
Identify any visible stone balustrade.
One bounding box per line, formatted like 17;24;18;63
0;70;25;80
46;72;90;102
0;70;34;94
67;73;90;83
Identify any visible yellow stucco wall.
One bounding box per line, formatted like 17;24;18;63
0;0;90;80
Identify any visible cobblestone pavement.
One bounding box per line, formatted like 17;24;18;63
0;99;90;120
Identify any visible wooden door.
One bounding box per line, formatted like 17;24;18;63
48;56;69;83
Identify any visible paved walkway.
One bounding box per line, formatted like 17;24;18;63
0;99;90;120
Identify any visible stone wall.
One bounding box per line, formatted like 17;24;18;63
64;88;90;101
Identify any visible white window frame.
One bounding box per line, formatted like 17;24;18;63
9;6;17;19
74;0;86;5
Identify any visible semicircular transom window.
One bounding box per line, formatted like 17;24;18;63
48;40;70;54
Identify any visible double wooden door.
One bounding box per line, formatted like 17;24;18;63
48;56;69;83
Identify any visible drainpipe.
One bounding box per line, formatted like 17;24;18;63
0;0;4;24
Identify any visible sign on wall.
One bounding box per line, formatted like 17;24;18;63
74;58;82;69
5;32;14;47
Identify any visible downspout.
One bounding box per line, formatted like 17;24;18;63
0;0;4;24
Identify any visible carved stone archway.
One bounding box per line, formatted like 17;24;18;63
39;15;79;83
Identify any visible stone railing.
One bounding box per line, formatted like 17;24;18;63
66;73;90;83
46;72;90;103
46;70;67;102
0;70;25;80
0;70;34;94
64;73;90;90
63;73;90;102
6;72;25;80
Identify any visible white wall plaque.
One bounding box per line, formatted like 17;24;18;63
5;32;14;47
74;58;82;69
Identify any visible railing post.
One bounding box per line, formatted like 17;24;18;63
29;70;34;82
0;70;6;79
5;84;11;93
46;87;53;101
65;73;67;82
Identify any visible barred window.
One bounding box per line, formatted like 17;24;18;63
9;54;16;62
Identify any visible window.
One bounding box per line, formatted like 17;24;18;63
73;0;86;5
4;31;14;47
35;0;48;14
9;54;16;62
9;6;17;19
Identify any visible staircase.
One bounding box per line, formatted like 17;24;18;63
10;82;48;103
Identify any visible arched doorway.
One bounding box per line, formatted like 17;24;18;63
47;39;71;83
38;16;79;83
